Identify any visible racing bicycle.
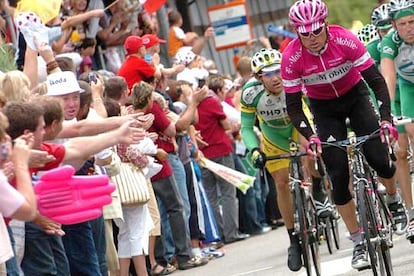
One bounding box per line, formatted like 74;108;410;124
322;128;396;276
262;141;321;276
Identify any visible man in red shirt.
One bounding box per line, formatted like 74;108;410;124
117;35;161;91
195;78;249;244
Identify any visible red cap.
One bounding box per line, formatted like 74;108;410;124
124;36;143;55
142;34;166;49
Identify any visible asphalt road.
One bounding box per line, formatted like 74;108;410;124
174;218;414;276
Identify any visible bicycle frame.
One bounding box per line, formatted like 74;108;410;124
322;130;394;276
265;141;321;276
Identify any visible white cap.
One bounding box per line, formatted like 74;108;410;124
46;71;84;96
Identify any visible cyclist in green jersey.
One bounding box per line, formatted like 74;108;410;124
380;0;414;241
240;48;332;272
359;6;412;237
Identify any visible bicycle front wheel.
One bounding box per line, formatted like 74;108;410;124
309;197;321;275
357;180;379;275
295;184;311;275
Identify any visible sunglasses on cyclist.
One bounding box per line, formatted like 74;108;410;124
260;69;281;78
298;25;325;38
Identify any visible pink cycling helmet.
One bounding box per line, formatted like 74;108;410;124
289;0;328;33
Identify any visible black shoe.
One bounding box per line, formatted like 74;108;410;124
287;243;302;271
224;232;251;244
351;243;370;270
251;226;272;236
314;197;333;218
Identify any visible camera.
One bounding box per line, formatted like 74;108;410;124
88;72;97;84
198;78;206;88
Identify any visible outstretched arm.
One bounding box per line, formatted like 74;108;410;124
62;121;146;169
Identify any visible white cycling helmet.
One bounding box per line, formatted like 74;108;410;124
389;0;414;19
371;4;392;29
357;24;379;45
251;48;282;74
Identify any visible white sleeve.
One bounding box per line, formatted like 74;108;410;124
0;175;25;218
174;27;186;40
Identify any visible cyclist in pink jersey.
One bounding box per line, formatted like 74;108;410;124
281;0;407;270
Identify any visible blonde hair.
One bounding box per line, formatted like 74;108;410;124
1;70;31;103
131;81;154;110
31;82;48;96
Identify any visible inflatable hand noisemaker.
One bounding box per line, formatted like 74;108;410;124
34;165;115;224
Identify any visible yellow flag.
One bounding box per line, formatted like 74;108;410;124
15;0;61;24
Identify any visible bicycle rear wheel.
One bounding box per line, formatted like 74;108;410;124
331;214;340;250
294;184;311;275
323;217;333;254
357;180;379;275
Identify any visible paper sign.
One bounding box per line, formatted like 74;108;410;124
208;0;253;51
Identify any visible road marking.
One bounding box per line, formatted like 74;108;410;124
299;256;353;276
230;266;274;276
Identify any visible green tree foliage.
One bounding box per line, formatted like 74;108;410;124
323;0;379;28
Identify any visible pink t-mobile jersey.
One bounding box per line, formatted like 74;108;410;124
281;25;373;99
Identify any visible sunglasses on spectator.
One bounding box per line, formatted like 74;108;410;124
260;70;280;78
298;25;325;38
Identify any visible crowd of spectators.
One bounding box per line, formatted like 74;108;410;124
0;0;291;275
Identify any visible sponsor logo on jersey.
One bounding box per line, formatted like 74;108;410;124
302;62;352;85
335;37;357;50
242;84;262;105
382;46;394;56
299;121;307;128
327;135;336;142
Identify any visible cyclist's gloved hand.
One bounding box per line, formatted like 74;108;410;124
306;136;322;157
380;122;398;144
250;148;266;169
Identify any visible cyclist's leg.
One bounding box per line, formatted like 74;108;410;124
263;138;301;271
309;93;369;269
392;90;412;210
399;81;414;238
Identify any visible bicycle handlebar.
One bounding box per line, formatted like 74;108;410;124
264;150;308;161
321;132;380;149
393;116;414;126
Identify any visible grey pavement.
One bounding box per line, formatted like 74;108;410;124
174;218;414;276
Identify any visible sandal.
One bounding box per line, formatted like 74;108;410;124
150;263;174;276
165;264;177;273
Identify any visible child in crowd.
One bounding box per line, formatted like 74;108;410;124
78;38;97;74
167;10;198;58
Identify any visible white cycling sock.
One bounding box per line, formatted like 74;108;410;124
386;192;400;205
350;230;362;247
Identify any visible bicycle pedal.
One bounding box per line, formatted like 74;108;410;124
409;238;414;244
357;265;371;271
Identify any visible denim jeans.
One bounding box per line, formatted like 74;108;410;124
152;175;192;263
233;154;262;234
5;225;20;276
90;216;108;276
157;200;175;262
21;222;69;275
62;221;101;275
201;154;239;241
167;153;190;224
